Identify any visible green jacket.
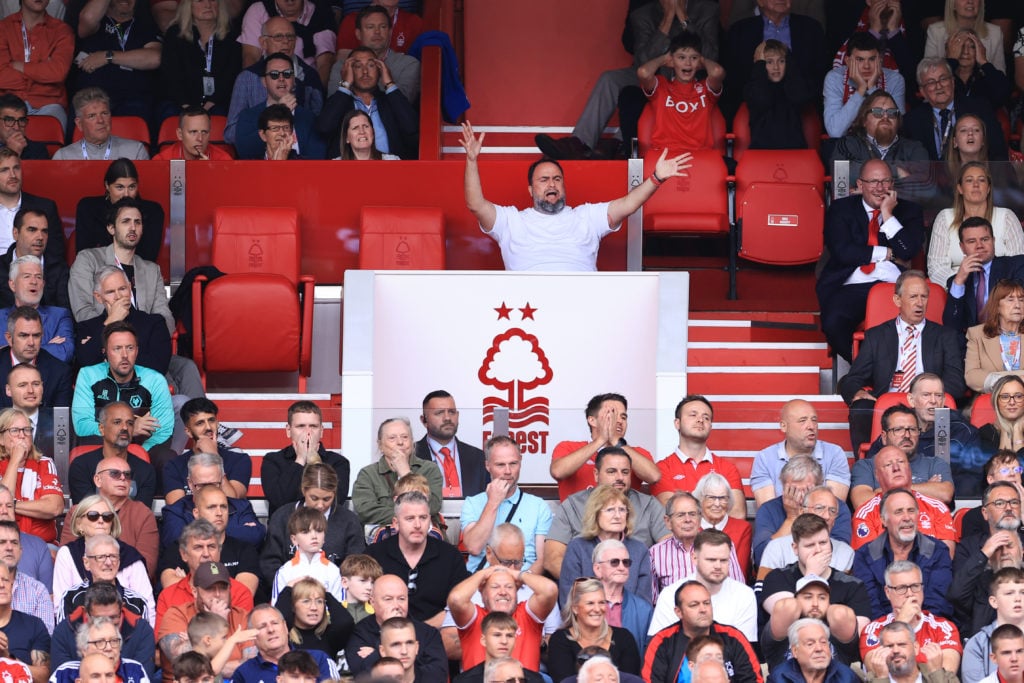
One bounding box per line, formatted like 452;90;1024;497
351;457;443;525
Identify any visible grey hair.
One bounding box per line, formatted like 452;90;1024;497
8;255;41;282
664;490;699;517
484;658;522;683
884;560;922;586
75;616;121;657
787;617;830;648
376;416;412;442
916;56;952;88
72;87;110;118
579;656;619;683
178;518;219;552
780;455;823;485
881;620;916;641
693;472;730;502
93;265;127;294
248;603;283;628
489;522;524;549
84;533;119;554
393;490;429;515
801;485;836;507
188;451;225;478
592;539;627;565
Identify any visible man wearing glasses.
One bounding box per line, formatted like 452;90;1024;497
950;481;1024;638
860;560;961;676
852;403;954;508
234;53;325;160
0;95;48;160
904;57;1007;161
758;486;857;579
850;449;957;554
852;488;954;618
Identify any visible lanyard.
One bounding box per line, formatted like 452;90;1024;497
202;35;214;73
20;21;30;62
82;138;113;161
111;19;133;51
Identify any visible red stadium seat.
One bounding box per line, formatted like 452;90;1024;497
730;104;824;161
734;149;825;266
69;443;150;463
27;115;65;154
192;207;314;391
851;282;947;359
636;103;727;158
72;116;151;148
862;391;957;457
970;394;995;428
358;206;446;269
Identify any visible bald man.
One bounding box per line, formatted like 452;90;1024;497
76;652;117;683
750;400;851;508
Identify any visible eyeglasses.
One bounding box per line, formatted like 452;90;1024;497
999;466;1024;476
407;568;418;594
100;469;132;480
669;511;700;519
703;495;728;504
869;107;899;119
0;427;30;436
490;678;527;683
262;32;296;41
921;75;953;89
265;124;293;133
886;582;923;595
598;558;632;568
804;504;840;516
266;69;294;80
988;498;1022;510
296;598;325;607
0;116;27;128
86;638;122;649
488;547;524;569
998;393;1024;404
885;426;920;436
601;506;628;516
859;177;896;188
84;511;116;523
85;553;118;564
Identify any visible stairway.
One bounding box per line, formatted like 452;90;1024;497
687;312;851;499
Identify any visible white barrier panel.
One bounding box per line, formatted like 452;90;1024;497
342;271;689;483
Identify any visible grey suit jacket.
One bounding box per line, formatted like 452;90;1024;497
68;245;173;334
965;324;1020;393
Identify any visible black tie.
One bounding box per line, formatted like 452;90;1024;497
938;109;951;155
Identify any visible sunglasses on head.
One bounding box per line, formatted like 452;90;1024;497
85;511;115;523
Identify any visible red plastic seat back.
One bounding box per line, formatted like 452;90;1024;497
641;149;729;234
863;282;947;330
637;103;727;157
732;103;751;161
359;206;446;269
72;116;151;148
212;207;300;283
202;273;301;372
970;394;996;428
868;391;957;443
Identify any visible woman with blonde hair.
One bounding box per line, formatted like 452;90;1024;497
928;161;1024;285
556;485;652;607
546;578;641;683
159;0;241;116
0;408;62;543
925;0;1006;73
276;577;353;658
979;375;1024;455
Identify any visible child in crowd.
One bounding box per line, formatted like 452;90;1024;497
275;650;321;683
680;635;726;683
173;651;215;683
340;553;382;624
637;31;725;155
186;613;258;681
272;508;344;604
744;39;813;150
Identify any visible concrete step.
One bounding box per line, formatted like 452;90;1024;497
686;365;821;395
688;341;830;367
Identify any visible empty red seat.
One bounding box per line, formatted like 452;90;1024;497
358;206;446;269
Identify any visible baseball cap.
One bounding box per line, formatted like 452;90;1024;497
193;561;230;589
795;574;830;594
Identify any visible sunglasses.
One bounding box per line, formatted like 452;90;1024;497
599;558;632;568
869;107;899;119
100;469;132;481
85;511;116;523
266;69;294;80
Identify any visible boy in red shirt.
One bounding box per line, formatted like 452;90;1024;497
638;32;725;154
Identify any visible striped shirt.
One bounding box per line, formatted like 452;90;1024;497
648;535;745;598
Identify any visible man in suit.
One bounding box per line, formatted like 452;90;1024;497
838;270;966;455
0;208;69;310
5;363;55;459
416;390;487;498
0;148;63;265
0;305;72;409
0;255;72;362
903;57;1007;160
721;0;829;119
817;159;924;362
942;216;1024;341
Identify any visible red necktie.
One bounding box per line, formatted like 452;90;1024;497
861;209;881;274
439;446;461;497
897;325;917;392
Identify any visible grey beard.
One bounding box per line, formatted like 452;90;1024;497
534;197;566;214
997;517;1022;531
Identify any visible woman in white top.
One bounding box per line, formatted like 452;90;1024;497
925;0;1006;73
928;160;1024;285
334;110;400;161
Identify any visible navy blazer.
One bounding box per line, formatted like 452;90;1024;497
20;192;65;269
942;254;1024;339
0;243;70;310
415;436;489;497
837;318;966;403
816;195;925;307
0;347;72;408
315;88;419;160
903;95;1008;161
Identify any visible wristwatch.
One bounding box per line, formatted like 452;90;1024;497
339;80;351;90
106;50;114;65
